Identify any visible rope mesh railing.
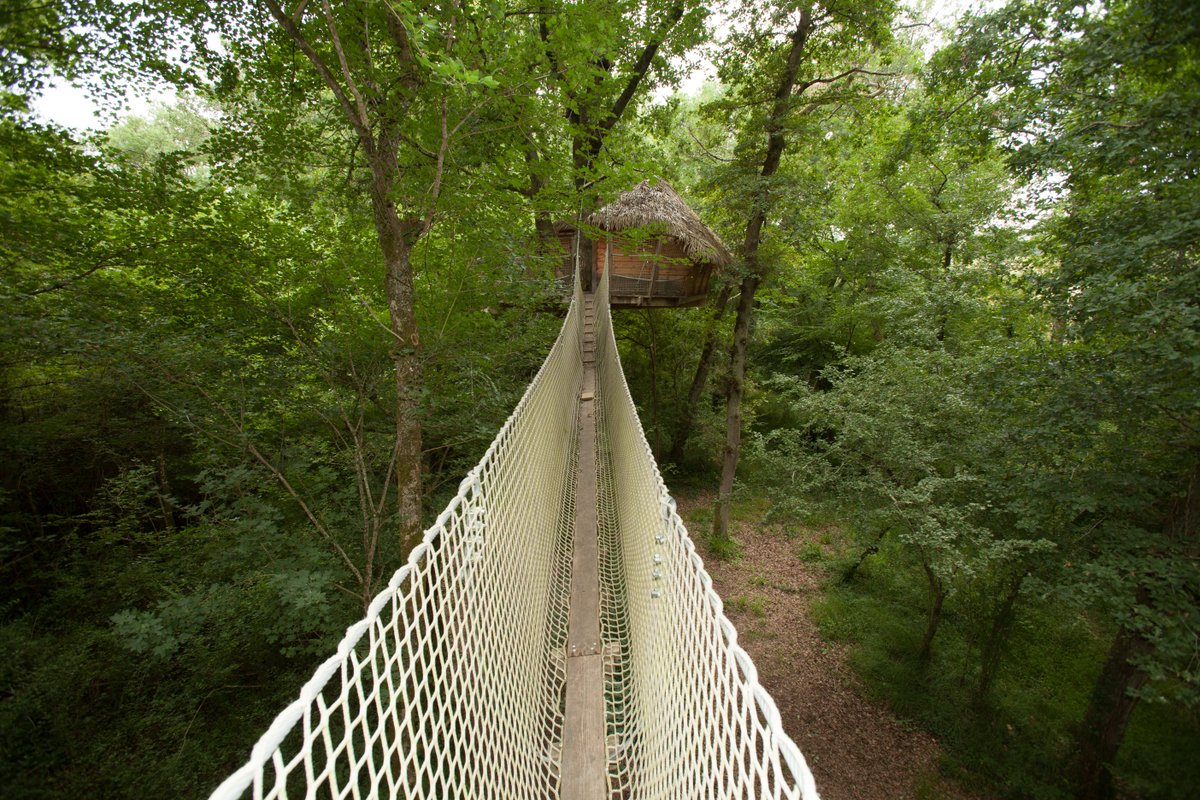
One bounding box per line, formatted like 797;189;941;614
592;264;818;800
210;256;818;800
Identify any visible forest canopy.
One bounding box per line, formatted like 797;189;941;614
1;0;1196;798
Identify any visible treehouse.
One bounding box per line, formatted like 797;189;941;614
556;179;732;308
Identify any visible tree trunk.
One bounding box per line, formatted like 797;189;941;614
645;310;662;454
577;233;595;292
1073;628;1152;800
713;272;760;543
262;2;428;560
935;239;953;342
367;147;424;555
525;148;557;249
711;10;812;543
1072;461;1196;799
976;571;1024;702
918;559;946;661
534;215;556;246
668;282;732;464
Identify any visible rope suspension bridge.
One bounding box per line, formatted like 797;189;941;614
210;260;820;800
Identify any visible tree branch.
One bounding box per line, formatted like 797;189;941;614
686;123;735;163
798;66;899;93
422;97;449;235
23;260;112;297
245;443;365;586
132;374;366;587
262;0;373;144
381;0;417;67
601;3;686;133
319;0;371;132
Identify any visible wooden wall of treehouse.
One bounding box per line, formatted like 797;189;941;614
554;230;714;308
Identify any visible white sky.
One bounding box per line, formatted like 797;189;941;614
32;81;176;132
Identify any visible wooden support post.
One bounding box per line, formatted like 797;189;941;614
561;291;606;799
604;234;613;290
647;238;663;302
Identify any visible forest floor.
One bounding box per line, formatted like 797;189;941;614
675;489;988;800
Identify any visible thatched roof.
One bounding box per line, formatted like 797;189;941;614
588;178;733;268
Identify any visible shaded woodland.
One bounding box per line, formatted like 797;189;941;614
1;0;1196;798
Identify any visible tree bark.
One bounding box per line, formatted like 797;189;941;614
975;571;1024;702
523;148;557;249
713;272;760;541
366;144;425;555
841;526;889;584
534;215;556;248
577;233;595;292
711;10;812;543
645;310;663;454
668;281;732;464
918;559;946;661
936;237;953;342
1073;627;1152;800
263;1;431;557
262;1;436;556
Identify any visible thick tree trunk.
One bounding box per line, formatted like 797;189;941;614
668;282;733;464
525;150;557;249
387;255;424;556
1073;628;1151;800
367;148;424;556
577;233;595;292
713;272;760;543
936;239;953;342
645;310;662;454
263;1;428;560
711;10;812;543
534;215;556;246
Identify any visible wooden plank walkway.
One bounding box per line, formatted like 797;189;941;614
561;291;606;799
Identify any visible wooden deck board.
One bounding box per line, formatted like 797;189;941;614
561;292;606;798
561;654;606;796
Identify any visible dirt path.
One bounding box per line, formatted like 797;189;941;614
675;490;982;800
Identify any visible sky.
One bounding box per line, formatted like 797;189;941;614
32;81;177;133
31;82;108;131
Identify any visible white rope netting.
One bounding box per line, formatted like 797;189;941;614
210;277;584;800
210;258;818;800
592;265;818;799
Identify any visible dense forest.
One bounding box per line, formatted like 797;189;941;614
1;0;1196;798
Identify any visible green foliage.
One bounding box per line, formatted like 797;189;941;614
706;532;743;561
0;87;560;797
812;544;1200;799
742;0;1200;795
1;0;1196;796
797;541;825;563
